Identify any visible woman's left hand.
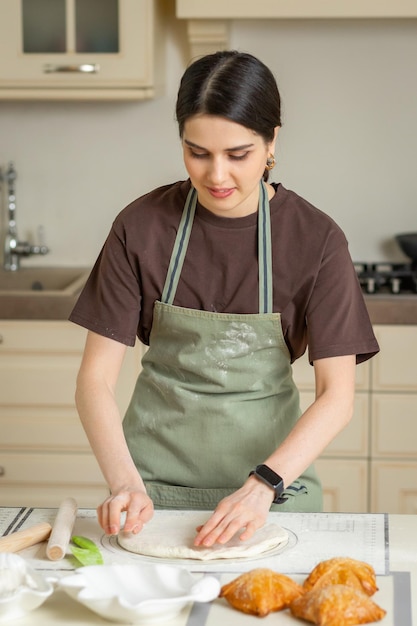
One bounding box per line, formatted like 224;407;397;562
193;476;275;547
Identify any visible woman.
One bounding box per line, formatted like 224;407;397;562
70;50;379;548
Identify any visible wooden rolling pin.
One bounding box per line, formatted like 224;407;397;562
46;497;78;561
0;522;52;553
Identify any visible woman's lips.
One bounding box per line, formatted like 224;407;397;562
207;187;235;199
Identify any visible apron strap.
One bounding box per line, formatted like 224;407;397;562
258;180;273;314
161;181;273;313
161;187;197;304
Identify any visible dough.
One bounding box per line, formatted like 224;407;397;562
117;515;288;561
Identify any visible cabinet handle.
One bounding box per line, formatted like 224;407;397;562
0;335;3;344
43;63;100;74
0;466;4;476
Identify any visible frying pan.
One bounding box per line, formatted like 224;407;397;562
396;232;417;267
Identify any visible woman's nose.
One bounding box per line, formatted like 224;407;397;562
207;157;227;185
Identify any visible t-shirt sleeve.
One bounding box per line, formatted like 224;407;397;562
69;218;141;347
304;228;379;365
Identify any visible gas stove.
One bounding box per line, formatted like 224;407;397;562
354;262;417;295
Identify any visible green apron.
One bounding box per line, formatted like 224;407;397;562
123;181;322;511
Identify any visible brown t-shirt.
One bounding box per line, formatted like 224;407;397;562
70;180;379;364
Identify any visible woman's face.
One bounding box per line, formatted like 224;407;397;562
182;115;277;218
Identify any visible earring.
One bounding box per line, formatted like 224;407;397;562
265;153;276;170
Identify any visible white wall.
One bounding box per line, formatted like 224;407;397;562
0;14;416;267
231;18;417;263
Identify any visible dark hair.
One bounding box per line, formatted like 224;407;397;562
176;50;281;143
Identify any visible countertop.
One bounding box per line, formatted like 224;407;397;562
1;291;417;324
364;294;417;325
1;508;416;625
0;265;416;323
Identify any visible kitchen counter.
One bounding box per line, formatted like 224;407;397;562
365;294;417;325
1;508;416;624
0;262;415;323
2;294;417;325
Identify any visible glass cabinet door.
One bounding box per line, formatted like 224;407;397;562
75;0;119;53
22;0;119;54
22;0;66;53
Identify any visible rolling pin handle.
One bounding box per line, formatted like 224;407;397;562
46;497;78;561
0;522;52;553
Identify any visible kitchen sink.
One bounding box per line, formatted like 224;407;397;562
0;267;90;319
0;267;89;293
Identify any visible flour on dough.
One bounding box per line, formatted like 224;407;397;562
117;514;288;561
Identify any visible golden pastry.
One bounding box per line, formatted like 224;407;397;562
219;567;304;617
290;583;386;626
303;557;378;596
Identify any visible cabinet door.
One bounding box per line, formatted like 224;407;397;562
371;462;417;514
0;0;163;97
315;459;368;513
372;394;417;458
293;354;370;457
0;452;108;508
0;486;109;508
0;407;90;451
0;320;142;420
292;354;371;391
0;320;143;508
372;326;417;392
299;391;369;458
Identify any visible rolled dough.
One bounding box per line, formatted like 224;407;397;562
117;514;288;561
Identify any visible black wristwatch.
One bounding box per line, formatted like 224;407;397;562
249;464;287;504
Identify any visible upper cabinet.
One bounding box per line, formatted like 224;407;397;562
0;0;165;100
176;0;417;57
177;0;417;19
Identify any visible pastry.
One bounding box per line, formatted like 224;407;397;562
220;567;304;617
290;583;386;626
303;557;378;596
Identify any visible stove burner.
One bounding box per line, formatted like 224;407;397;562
354;262;417;295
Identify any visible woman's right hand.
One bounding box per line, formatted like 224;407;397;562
97;487;154;536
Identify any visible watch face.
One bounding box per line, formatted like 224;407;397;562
257;464;282;488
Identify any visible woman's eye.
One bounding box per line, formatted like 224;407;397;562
229;152;248;161
188;149;249;161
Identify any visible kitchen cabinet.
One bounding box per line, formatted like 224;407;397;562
292;352;371;513
292;324;417;514
177;0;417;19
176;0;417;58
0;320;143;507
1;320;416;513
314;459;368;513
370;325;417;515
0;0;165;100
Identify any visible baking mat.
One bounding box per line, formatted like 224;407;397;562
189;571;410;626
0;508;406;625
0;508;388;575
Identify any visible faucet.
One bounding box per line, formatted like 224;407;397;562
1;162;49;271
